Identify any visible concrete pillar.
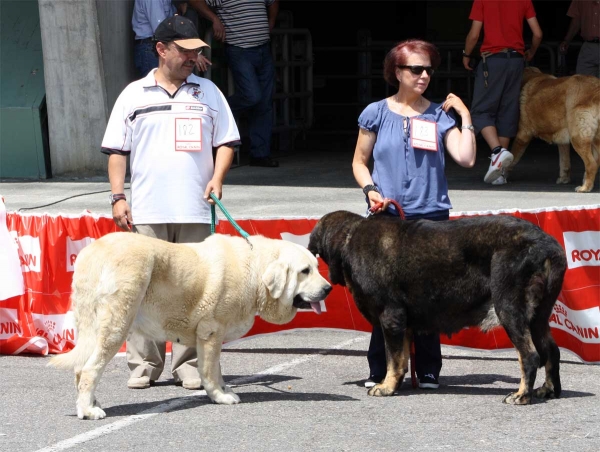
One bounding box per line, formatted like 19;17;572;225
38;0;134;176
38;0;107;175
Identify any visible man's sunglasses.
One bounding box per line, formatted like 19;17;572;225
398;65;435;76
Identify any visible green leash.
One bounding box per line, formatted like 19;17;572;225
209;193;252;248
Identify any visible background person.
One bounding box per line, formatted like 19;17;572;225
463;0;542;185
132;0;175;78
352;39;476;390
559;0;600;77
190;0;280;167
133;1;210;78
101;15;240;390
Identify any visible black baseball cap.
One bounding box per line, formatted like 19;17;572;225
153;15;209;50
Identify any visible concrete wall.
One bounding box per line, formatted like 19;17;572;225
38;0;134;177
96;0;136;112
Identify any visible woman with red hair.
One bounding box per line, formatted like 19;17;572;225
352;39;476;391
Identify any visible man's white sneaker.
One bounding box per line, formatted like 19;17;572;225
484;148;513;183
491;174;507;185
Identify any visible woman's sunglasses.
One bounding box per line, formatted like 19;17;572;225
398;65;435;76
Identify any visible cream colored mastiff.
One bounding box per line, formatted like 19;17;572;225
49;232;331;420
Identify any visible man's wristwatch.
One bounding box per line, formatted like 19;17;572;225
462;50;471;58
109;193;127;206
461;124;475;132
362;184;380;196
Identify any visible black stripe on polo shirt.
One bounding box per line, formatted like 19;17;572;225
128;105;172;122
101;147;131;156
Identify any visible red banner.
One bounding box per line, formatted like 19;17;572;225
1;203;598;363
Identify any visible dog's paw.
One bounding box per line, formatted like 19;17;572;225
78;406;107;420
556;176;570;185
575;185;592;193
214;392;241;405
533;384;557;399
367;384;395;397
502;392;531;405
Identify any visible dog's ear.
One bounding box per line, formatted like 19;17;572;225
308;226;321;257
262;260;289;299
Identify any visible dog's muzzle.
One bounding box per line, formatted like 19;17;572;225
292;286;332;314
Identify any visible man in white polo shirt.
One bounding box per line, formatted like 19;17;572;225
101;15;240;390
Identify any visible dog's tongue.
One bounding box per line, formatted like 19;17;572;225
310;302;322;315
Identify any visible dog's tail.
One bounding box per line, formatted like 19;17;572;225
47;329;96;371
47;287;97;371
528;242;568;366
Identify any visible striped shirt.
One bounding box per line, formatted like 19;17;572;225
206;0;275;48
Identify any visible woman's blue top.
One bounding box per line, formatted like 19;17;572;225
358;99;457;217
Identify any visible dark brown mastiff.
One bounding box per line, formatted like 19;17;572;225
308;210;567;404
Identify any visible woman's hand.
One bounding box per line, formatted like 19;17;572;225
442;93;469;117
367;192;390;214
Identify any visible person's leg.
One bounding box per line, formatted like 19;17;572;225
224;45;263;118
470;59;499;143
169;223;212;389
246;43;275;161
484;56;525;184
496;57;524;141
412;212;447;389
576;43;600;77
225;44;277;165
126;332;167;387
479;58;515;183
366;325;387;386
126;223;169;388
414;333;442;389
480;126;509;150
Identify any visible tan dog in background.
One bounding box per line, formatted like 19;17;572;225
506;67;599;192
49;232;331;420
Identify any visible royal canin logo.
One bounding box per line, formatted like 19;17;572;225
562;231;600;269
549;301;599;343
553;304;567;317
33;313;77;347
0;308;21;338
44;320;56;332
10;232;41;273
67;237;95;272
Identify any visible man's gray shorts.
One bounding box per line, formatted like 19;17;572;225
576;42;600;77
470;54;525;138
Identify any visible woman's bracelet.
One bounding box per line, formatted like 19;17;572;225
362;184;380;196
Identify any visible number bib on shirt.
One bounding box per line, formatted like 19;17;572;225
175;117;202;152
411;118;438;152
